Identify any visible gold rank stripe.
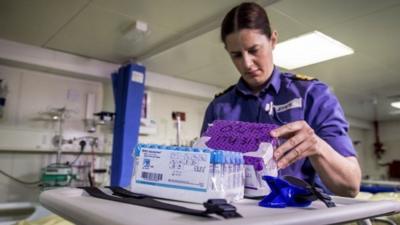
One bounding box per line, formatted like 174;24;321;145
294;74;316;81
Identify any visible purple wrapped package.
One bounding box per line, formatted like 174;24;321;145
200;120;280;197
203;120;279;152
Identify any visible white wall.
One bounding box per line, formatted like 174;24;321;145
139;91;209;145
0;64;104;151
0;64;109;202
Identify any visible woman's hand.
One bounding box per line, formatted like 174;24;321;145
270;120;320;169
270;120;361;197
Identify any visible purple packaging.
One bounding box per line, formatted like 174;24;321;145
244;156;265;171
203;120;279;171
203;120;279;153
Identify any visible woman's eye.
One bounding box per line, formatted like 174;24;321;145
249;48;258;54
231;53;242;59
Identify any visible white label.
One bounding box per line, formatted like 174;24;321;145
135;147;210;192
244;165;272;197
243;142;278;176
244;165;260;189
274;98;302;113
131;71;144;83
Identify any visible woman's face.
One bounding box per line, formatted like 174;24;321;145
225;29;277;93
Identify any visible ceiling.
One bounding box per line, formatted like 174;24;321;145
1;0;400;122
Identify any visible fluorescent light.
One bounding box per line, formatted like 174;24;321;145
273;31;354;70
391;101;400;109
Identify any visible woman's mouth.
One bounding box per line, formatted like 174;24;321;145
246;69;260;77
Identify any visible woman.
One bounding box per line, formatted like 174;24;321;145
201;2;361;197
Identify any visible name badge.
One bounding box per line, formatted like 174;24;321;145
275;98;302;113
265;98;302;114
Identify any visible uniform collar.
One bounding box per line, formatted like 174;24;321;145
236;66;281;96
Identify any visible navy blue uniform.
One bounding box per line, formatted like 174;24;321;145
201;67;356;192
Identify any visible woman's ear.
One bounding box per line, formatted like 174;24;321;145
271;30;278;49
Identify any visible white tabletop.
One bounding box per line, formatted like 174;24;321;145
40;187;400;225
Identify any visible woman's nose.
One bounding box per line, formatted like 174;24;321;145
242;53;253;68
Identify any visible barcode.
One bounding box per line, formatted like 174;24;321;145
141;172;163;181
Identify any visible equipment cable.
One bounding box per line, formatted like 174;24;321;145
0;170;41;185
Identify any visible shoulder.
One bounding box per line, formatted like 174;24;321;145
214;84;236;99
281;72;321;89
206;84;236;110
280;72;332;98
291;73;318;81
282;73;318;82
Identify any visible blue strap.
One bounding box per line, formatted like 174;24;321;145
259;176;313;208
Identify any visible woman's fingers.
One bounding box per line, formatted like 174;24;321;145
276;139;315;169
270;120;306;137
271;120;318;168
274;128;308;159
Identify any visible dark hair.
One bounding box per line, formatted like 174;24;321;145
221;2;272;43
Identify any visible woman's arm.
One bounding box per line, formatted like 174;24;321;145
271;120;361;197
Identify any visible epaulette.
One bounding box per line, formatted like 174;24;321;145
291;74;317;81
214;85;235;98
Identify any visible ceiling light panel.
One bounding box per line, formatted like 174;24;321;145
273;31;354;70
